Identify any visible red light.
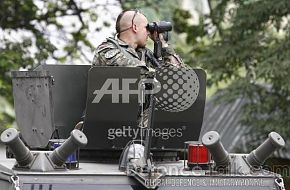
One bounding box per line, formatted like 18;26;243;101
188;144;211;164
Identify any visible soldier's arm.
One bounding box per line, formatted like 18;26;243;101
154;33;184;67
143;46;183;69
161;44;184;67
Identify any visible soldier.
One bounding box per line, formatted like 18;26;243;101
92;9;183;70
91;9;184;129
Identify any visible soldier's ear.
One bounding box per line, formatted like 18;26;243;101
132;24;138;33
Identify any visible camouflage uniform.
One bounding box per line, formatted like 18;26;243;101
92;37;184;128
92;37;183;69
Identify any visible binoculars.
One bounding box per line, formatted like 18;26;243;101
147;21;172;33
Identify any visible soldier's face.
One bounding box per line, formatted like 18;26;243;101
136;15;149;48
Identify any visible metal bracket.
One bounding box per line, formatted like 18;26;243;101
275;177;285;190
11;175;20;190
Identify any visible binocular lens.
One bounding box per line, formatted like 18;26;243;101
147;21;172;33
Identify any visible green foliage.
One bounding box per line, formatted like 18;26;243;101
1;0;290;140
0;0;38;29
124;0;290;182
128;0;290;137
0;0;114;130
0;42;34;103
172;0;290;137
120;0;180;21
0;96;14;133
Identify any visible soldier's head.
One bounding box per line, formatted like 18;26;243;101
116;10;149;48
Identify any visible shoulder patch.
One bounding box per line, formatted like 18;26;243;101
104;49;120;59
97;43;116;52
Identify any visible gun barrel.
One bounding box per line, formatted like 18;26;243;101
202;131;230;168
1;128;33;166
246;132;285;167
49;129;87;166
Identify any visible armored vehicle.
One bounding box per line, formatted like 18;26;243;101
0;64;286;190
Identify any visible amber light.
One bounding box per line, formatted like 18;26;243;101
188;144;210;164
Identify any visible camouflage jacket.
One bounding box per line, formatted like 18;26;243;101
92;37;184;128
92;37;183;70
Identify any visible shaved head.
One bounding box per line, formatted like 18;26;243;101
116;10;148;34
117;11;135;32
115;10;149;49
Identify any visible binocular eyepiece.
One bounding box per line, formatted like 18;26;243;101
147;21;172;33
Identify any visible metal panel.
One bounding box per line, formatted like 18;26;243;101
35;64;90;139
83;66;140;149
19;174;278;190
11;71;54;148
83;67;206;150
152;69;207;149
0;181;10;190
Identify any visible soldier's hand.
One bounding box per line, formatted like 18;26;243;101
149;31;169;48
159;33;168;48
148;31;158;42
